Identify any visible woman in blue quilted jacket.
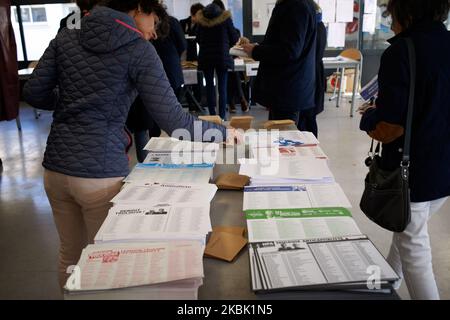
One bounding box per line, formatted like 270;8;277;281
23;0;233;289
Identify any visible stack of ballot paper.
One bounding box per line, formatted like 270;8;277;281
95;204;212;244
250;145;328;160
64;241;205;299
110;182;218;206
245;130;319;149
243;185;351;211
143;151;218;165
144;137;219;154
239;157;335;185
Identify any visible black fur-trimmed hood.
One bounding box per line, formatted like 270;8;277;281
196;5;232;28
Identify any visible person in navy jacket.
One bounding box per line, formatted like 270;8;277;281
359;0;450;300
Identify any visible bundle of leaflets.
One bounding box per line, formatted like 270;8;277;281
249;236;400;292
245;130;319;149
64;241;205;293
144;137;219;154
250;145;328;160
95;204;212;244
243;185;351;211
123;163;214;184
239;157;334;185
110;182;218;206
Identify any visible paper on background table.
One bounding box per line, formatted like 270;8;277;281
66;241;205;291
319;0;337;23
110;182;218;205
336;0;354;23
243;184;351;211
229;47;249;58
327;22;346;48
244;207;361;242
123;164;213;184
95;204;212;243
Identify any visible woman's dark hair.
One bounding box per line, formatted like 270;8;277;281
190;3;205;16
212;0;225;11
102;0;166;17
76;0;98;12
387;0;450;29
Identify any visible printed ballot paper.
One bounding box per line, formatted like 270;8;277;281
243;184;351;211
110;182;218;205
244;207;361;243
249;237;400;292
239;157;334;185
246;130;319;149
123;163;214;184
65;241;204;292
144;137;220;153
143;151;218;165
250;145;328;160
95;204;212;243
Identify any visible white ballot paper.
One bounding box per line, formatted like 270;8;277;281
243;184;351;211
239;158;334;185
111;182;218;205
95;204;212;243
250;145;327;160
246;130;319;149
143;151;218;165
123;163;214;184
66;241;204;291
250;237;399;292
144;137;220;153
244;207;361;243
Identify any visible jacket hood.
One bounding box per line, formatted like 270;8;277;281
80;6;142;53
196;5;232;28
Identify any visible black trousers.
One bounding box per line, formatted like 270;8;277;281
268;108;300;126
298;107;318;138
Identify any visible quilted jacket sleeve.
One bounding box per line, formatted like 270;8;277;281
129;41;227;142
23;39;59;111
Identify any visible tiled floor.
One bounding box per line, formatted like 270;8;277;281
1;98;449;300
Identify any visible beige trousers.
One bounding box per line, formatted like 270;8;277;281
44;169;124;289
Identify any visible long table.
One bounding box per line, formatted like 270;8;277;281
199;123;399;300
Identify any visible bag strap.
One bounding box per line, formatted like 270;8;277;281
402;38;416;166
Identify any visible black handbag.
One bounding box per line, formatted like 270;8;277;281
359;38;416;233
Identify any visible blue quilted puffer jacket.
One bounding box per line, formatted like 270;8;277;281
23;6;227;179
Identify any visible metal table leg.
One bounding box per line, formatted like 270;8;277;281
350;64;360;118
16;115;22;131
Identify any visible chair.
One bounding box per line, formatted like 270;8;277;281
329;48;363;108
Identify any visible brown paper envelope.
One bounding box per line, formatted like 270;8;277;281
215;173;250;190
213;226;246;237
230;116;254;130
263;119;295;130
204;232;248;262
198;115;223;126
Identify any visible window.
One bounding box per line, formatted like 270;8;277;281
31;7;47;22
13;7;31;23
361;0;394;50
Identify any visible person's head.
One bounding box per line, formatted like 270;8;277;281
76;0;99;13
212;0;225;11
387;0;450;34
103;0;168;40
190;3;204;23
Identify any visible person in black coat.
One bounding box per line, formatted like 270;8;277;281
127;15;187;163
196;2;239;120
242;0;317;124
359;0;450;300
298;6;327;138
180;3;204;61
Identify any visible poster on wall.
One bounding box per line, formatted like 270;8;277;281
318;0;337;23
335;0;354;23
327;22;346;47
252;0;276;36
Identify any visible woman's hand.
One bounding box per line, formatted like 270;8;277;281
241;43;257;57
358;102;376;115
